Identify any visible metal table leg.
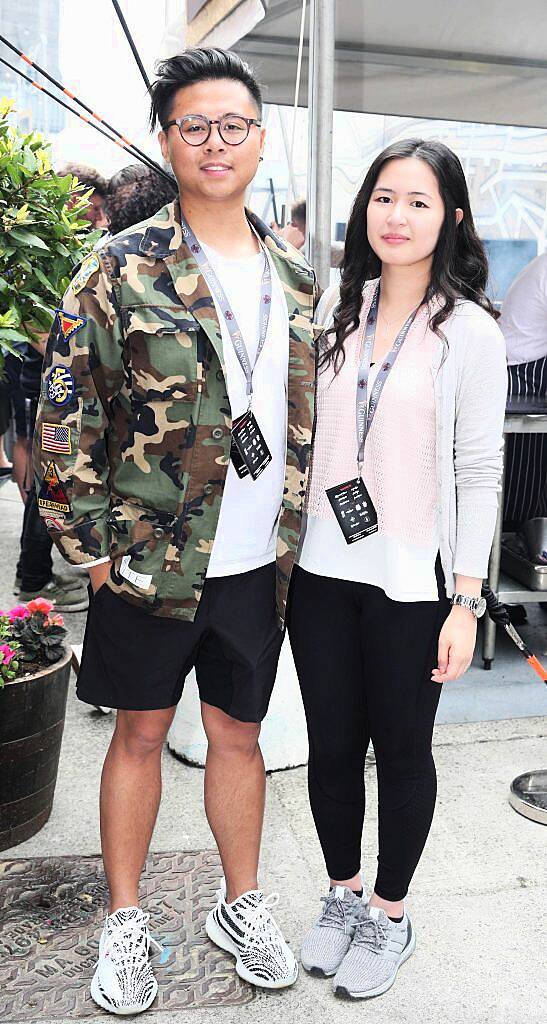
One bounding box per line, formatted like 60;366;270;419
482;441;508;668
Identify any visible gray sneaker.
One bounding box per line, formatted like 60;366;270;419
14;571;85;596
333;904;416;999
300;886;363;977
19;578;89;612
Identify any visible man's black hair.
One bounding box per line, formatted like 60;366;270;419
149;47;262;130
105;164;177;236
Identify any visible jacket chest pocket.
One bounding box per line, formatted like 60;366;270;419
125;305;199;404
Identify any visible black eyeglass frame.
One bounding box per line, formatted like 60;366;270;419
162;113;262;146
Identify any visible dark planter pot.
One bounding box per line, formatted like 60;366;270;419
0;648;71;852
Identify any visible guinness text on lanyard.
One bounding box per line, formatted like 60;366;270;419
326;282;421;544
181;214;273;480
356;282;419;472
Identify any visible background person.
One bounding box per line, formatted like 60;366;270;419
288;139;507;1001
57;162;109;230
274;197;343;268
498;252;547;529
103;163;177;238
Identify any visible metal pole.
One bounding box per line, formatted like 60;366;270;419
306;0;335;288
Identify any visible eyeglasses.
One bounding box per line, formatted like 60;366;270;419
163;113;262;147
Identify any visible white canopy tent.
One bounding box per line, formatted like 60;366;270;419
234;0;547;283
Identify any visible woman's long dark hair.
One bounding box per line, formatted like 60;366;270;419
322;138;498;372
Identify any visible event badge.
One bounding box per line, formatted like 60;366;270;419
180;213;273;484
231;409;272;480
326;282;420;544
326;477;378;544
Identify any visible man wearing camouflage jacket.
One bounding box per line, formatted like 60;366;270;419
34;49;318;1012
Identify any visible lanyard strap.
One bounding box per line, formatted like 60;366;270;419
356;283;420;470
180;213;272;401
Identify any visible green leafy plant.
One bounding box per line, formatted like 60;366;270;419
0;598;67;686
0;97;100;365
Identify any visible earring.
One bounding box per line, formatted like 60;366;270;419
259;155;264;162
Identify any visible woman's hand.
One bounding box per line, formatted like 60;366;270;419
431;606;477;683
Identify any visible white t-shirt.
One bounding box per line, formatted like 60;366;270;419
499;253;547;365
204;241;289;578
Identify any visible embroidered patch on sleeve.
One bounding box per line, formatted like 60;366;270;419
38;460;71;515
55;309;88;342
46;365;76;406
71;252;100;295
41;422;72;454
40;512;66;531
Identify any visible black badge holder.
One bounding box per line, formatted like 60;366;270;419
231;408;272;480
326;476;378;544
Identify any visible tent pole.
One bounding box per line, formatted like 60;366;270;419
306;0;334;288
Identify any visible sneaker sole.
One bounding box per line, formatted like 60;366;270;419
333;930;416;1000
18;594;89;612
90;970;158;1016
205;907;298;990
302;962;338;978
52;597;89;612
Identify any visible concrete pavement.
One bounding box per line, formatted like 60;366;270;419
1;480;545;1024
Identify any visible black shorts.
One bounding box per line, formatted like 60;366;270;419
76;562;283;722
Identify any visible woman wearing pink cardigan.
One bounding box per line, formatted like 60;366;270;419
288;139;507;1000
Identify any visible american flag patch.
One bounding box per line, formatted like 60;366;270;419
41;423;72;454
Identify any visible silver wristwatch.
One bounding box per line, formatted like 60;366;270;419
451;593;487;619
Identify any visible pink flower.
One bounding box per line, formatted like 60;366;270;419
46;613;64;627
7;604;31;622
0;643;17;665
26;597;54;616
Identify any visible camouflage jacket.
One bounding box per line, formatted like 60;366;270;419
33;200;318;624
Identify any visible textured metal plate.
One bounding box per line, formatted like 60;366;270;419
0;850;254;1021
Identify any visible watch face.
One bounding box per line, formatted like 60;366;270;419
476;597;487;618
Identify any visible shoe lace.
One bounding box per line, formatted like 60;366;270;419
104;912;155;966
318;891;359;934
352;913;388;952
236;892;284;953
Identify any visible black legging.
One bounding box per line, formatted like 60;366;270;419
287;557;451;902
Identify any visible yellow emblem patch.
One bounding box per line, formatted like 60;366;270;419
71;252;100;295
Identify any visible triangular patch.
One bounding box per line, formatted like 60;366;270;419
38;460;71;514
55;309;87;341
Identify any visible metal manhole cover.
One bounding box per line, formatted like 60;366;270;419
0;850;254;1021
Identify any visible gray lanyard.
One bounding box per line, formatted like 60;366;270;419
356;283;420;472
180;213;272;402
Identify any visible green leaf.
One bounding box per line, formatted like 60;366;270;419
0;328;30;344
23;292;54;316
9;227;50;251
32;266;57;295
6;163;20;187
22;146;38;173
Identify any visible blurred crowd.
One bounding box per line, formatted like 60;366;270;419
0;161;177;612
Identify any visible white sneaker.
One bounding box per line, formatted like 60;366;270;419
90;906;162;1015
205;879;298;989
333;904;416;999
